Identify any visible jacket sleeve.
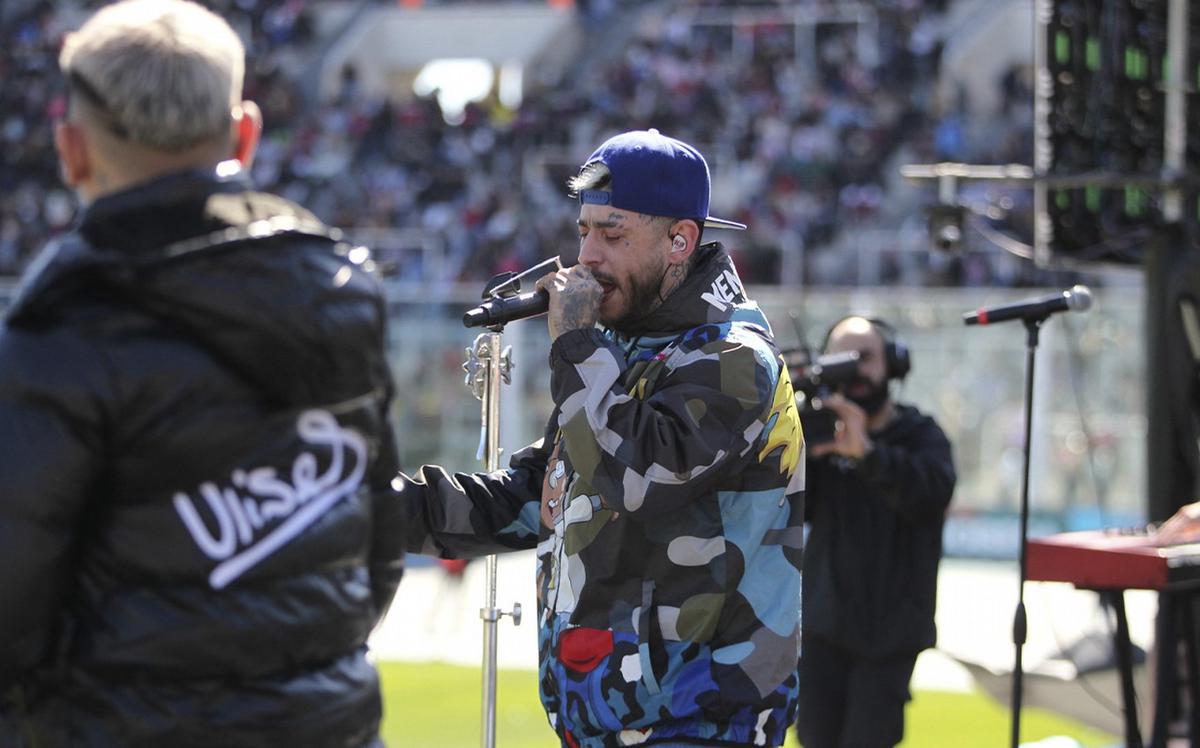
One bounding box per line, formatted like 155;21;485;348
548;327;780;519
367;412;405;622
364;293;406;622
392;437;547;559
0;328;103;692
857;416;956;522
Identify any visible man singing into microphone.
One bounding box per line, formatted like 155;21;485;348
397;129;805;748
795;316;956;748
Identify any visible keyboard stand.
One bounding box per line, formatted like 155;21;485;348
1149;590;1200;748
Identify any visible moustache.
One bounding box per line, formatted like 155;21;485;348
590;270;617;287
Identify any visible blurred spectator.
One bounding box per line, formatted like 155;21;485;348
0;0;1069;289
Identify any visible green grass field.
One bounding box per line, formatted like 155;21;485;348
379;661;1119;747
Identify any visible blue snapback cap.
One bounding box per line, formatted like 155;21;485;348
578;129;747;231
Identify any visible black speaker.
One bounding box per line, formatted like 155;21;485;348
1037;0;1174;264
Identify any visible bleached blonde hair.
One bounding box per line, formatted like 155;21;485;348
59;0;245;152
568;161;612;196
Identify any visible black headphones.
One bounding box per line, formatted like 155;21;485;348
821;315;911;381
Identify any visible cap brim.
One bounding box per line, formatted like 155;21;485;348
703;216;747;231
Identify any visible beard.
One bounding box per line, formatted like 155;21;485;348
599;253;669;330
844;375;890;415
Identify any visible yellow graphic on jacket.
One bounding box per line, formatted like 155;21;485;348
757;365;803;478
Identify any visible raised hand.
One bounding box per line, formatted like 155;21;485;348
536;265;603;341
1157;501;1200;546
808;393;873;461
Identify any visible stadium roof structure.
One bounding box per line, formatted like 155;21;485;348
320;3;579;104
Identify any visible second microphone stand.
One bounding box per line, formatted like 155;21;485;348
1005;315;1138;748
1008;317;1042;748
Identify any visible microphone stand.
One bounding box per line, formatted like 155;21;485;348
1007;313;1139;748
460;258;554;747
1009;316;1042;748
463;325;522;748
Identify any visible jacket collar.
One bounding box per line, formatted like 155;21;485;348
82;165;249;223
9;165;296;324
78;165;251;253
609;241;752;338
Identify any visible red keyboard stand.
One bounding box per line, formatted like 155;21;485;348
1027;530;1200;748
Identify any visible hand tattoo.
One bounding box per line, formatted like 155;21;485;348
550;270;602;340
560;288;601;331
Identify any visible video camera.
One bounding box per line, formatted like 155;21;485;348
784;348;862;445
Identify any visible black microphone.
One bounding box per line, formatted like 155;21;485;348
963;285;1093;326
463;289;549;328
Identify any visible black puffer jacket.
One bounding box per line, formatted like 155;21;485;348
0;168;404;747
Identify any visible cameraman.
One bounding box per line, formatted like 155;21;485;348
795;316;956;748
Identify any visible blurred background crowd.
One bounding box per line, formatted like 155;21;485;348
0;0;1083;289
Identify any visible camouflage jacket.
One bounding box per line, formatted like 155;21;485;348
399;243;805;747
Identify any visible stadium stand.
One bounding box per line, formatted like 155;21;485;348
0;0;1085;288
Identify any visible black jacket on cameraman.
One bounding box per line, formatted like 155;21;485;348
801;403;955;658
0;168;404;747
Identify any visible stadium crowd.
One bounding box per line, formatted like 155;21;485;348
1;0;1057;287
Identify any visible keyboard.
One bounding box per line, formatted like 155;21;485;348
1026;529;1200;590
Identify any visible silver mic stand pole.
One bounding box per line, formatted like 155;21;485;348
463;330;522;748
460;256;557;747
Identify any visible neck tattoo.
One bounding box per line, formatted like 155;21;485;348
658;263;687;303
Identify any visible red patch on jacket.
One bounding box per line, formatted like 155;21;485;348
558;627;614;673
